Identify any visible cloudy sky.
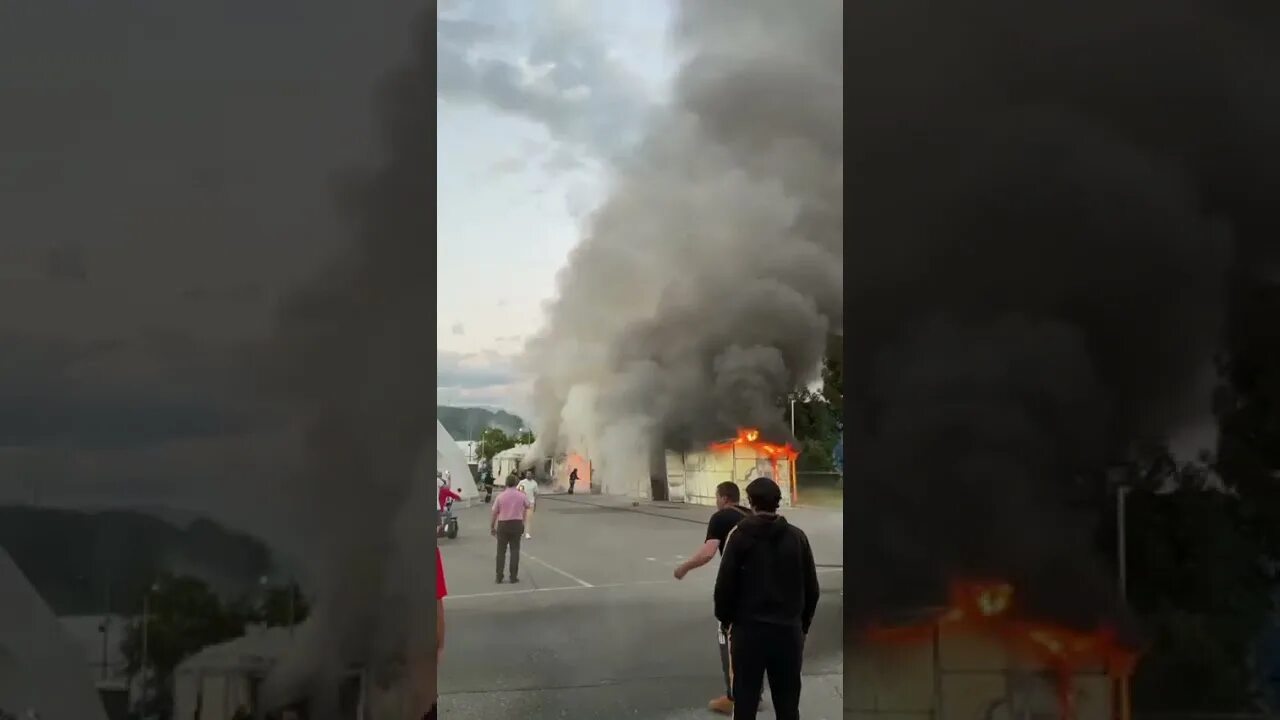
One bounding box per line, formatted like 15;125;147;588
435;0;677;412
0;2;676;518
0;2;409;517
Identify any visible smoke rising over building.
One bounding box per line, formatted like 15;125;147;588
524;0;844;489
254;11;435;717
845;0;1280;625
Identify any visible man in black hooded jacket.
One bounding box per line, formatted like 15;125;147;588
713;476;820;720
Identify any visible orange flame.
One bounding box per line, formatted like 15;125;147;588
865;580;1138;720
709;429;801;501
709;428;799;463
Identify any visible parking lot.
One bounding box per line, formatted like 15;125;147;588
437;493;844;718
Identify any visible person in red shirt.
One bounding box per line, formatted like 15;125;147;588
424;548;447;720
437;474;463;511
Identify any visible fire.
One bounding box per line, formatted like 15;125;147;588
709;429;801;501
865;580;1138;720
710;428;799;464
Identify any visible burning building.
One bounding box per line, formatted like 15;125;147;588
850;581;1138;720
661;427;799;506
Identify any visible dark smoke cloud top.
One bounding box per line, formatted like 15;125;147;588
253;11;434;717
846;0;1280;627
523;0;843;488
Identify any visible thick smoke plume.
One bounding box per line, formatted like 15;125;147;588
525;0;843;487
845;0;1280;627
255;13;435;717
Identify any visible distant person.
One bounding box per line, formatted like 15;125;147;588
517;471;538;539
673;480;751;715
490;475;532;583
568;467;579;494
482;467;496;503
714;477;820;720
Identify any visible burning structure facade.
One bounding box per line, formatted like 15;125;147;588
845;0;1280;716
851;581;1137;720
662;427;799;506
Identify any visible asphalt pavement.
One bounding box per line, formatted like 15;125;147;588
436;493;844;719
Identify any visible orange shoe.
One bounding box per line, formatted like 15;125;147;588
708;696;734;715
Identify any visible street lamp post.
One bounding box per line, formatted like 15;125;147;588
1116;484;1133;720
1117;485;1130;602
287;582;296;635
137;580;162;713
789;395;796;438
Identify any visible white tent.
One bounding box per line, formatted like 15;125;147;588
492;444;535;482
436;420;478;499
0;549;108;720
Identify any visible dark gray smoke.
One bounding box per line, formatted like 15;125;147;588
524;0;843;487
846;0;1280;627
255;12;435;717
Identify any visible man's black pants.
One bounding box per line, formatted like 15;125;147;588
730;622;804;720
495;520;524;580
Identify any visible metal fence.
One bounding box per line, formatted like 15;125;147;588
797;470;842;487
1135;715;1278;720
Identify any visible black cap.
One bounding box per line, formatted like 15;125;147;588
745;476;782;507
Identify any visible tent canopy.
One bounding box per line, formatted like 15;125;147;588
0;549;108;720
436;420;478;499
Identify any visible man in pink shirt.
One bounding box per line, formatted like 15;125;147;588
490;474;532;583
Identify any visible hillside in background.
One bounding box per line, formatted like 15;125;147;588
0;507;273;615
438;405;525;439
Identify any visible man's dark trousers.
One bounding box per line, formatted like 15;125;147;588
495;519;524;580
730;622;804;719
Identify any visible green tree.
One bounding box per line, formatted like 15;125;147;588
515;428;536;446
1117;281;1280;712
478;427;516;461
791;388;839;471
256;582;310;627
788;338;844;472
821;333;843;417
121;574;247;717
1115;450;1273;711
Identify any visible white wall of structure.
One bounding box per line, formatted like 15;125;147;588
847;627;1115;720
666;445;795;508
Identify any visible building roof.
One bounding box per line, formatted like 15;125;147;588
493;444;534;460
176;624;295;674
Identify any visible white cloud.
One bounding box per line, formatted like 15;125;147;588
436;350;528;412
436;0;655;165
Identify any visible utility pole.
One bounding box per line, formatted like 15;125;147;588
139;583;155;712
1117;485;1129;602
100;577;112;680
789;395;796;438
288;581;296;636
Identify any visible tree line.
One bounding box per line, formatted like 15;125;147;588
122;574;310;719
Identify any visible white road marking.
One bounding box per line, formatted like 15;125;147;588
521;551;593;587
445;568;840;600
646;557;657;562
446;579;670;601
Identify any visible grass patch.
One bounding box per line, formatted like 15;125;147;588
796;483;843;509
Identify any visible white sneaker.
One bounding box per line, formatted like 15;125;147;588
525;533;532;539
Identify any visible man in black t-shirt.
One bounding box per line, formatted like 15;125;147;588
714;477;819;720
674;480;751;715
